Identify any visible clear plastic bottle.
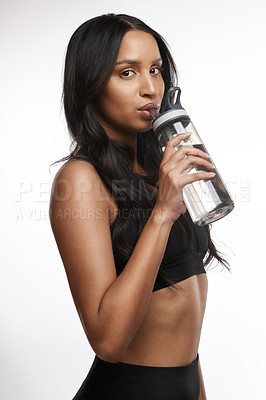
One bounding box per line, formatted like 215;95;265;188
152;87;234;226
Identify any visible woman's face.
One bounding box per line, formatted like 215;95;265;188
94;30;165;141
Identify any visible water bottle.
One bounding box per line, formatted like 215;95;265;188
152;86;234;226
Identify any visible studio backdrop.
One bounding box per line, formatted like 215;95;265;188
1;0;265;399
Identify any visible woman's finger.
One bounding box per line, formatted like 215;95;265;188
172;171;216;189
174;155;214;175
161;133;191;164
163;145;210;171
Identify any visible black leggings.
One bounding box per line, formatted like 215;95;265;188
73;354;200;400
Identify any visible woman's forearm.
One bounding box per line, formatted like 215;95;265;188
94;208;173;361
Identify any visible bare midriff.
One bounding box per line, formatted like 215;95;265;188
119;273;208;367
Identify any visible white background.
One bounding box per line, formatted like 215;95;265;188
1;0;265;399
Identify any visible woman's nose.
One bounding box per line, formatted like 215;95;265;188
139;75;157;98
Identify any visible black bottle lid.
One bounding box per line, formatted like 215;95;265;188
152;87;190;134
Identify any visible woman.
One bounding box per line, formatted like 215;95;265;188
50;13;228;400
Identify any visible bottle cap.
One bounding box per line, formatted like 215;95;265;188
152;87;190;135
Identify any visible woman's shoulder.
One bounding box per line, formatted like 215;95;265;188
50;156;116;223
53;155;99;183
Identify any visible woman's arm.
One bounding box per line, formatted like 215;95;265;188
198;357;207;400
50;133;214;363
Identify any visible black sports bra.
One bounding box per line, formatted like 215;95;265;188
111;211;208;292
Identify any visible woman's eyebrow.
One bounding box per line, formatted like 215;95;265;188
115;57;162;66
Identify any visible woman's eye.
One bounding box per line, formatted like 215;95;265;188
121;70;134;77
150;67;161;75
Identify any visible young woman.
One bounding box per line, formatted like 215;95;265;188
50;13;228;400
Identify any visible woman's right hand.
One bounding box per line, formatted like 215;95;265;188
154;132;215;224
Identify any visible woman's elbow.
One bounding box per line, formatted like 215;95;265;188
92;339;126;364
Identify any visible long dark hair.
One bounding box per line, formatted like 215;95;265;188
53;13;229;288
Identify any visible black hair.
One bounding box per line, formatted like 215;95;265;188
53;13;229;289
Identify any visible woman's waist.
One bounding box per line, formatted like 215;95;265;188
120;276;207;366
119;333;200;367
119;316;203;367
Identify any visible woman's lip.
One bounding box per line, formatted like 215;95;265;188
138;102;160;111
138;109;155;120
